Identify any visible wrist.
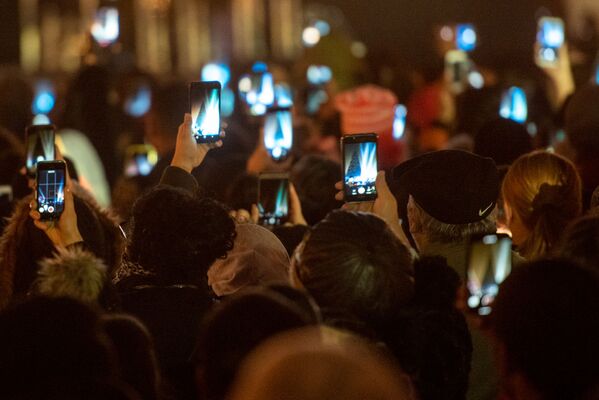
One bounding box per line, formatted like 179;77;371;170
170;156;193;173
60;230;83;248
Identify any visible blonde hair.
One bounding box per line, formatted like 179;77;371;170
502;151;582;259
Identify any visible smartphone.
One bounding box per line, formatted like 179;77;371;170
123;144;158;177
393;104;407;140
445;50;470;94
124;83;151;118
499;86;528;124
36;160;66;221
456;24;477;52
189;81;221;143
466;234;513;316
26;124;56;177
264;107;293;162
240;72;275;115
258;173;289;227
91;6;120;47
341;134;378;202
537;17;564;67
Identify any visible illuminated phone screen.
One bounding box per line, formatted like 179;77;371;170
37;164;65;220
190;82;221;142
264;109;293;162
26;126;55;176
343;138;378;202
467;234;513;316
258;177;289;226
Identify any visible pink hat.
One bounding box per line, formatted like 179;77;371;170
207;224;290;296
334;85;398;135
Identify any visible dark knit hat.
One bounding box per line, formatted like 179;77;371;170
392;150;499;224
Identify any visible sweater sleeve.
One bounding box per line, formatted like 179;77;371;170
159;166;199;193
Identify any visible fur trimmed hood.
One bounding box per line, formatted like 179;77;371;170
34;246;107;303
0;182;124;310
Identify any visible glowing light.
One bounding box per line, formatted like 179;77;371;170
252;61;268;73
264;110;293;160
191;88;220;139
307;65;332;85
306;89;328;115
91;7;120;47
32;80;55;115
393;105;407;140
440;25;454;42
595;64;599;84
542;48;556;62
238;75;252;93
345;142;377;188
351;41;367;58
468;70;485;89
541;20;564;48
251;103;267;116
221;87;235;117
257;73;275;105
500;87;528;124
457;24;477;52
314;20;331;36
274;181;289;217
275;84;294;107
124;85;151;118
202;63;231;87
302;26;321;47
33;114;51;125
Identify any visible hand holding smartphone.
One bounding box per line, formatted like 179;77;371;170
189;81;221;143
26;124;56;177
341;134;378;202
466;234;513;316
258;173;290;227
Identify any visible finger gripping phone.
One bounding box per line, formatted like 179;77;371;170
341;134;378;202
466;233;513;316
189;81;221;143
264;107;293;162
258;173;289;227
26;124;56;177
36;160;66;221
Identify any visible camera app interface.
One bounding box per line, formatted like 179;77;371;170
264;110;292;161
191;85;220;141
259;179;289;226
37;167;65;218
26;129;55;174
467;235;512;316
344;141;377;200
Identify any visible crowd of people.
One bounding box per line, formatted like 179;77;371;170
0;25;599;400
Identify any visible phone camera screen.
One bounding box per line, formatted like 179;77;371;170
467;234;512;316
344;140;378;201
540;20;564;48
26;127;55;175
264;110;292;161
191;83;220;142
37;167;65;219
259;178;289;226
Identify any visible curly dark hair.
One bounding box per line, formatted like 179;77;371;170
127;185;236;285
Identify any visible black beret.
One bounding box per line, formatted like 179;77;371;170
392;150;499;224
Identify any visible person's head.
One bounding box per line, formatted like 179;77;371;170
290;155;343;226
0;296;116;397
195;288;318;400
565;84;599;162
291;210;414;333
101;314;162;400
228;328;414;400
207;223;289;297
474;117;533;167
502;151;582;259
556;215;599;271
145;81;188;156
127;185;236;285
491;258;599;400
392;150;500;250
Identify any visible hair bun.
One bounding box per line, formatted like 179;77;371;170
532;183;566;214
